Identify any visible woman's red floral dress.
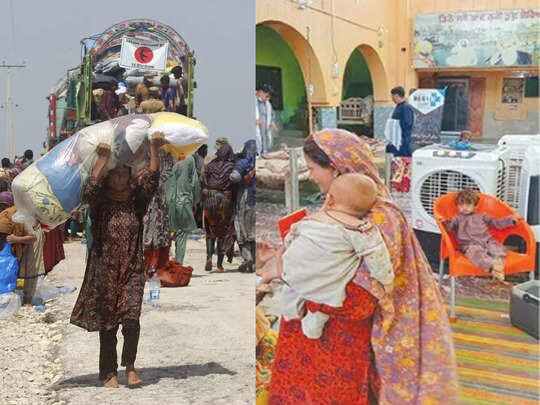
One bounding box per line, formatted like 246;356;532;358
269;282;379;405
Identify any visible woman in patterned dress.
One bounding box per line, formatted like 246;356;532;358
70;133;165;388
201;144;236;272
267;129;458;404
142;149;175;272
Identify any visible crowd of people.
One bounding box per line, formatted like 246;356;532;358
92;66;187;122
0;149;65;306
0;131;257;387
1;76;529;399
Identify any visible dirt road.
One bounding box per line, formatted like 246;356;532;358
0;240;254;405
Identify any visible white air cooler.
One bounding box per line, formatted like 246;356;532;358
498;134;540;214
521;146;540;272
411;144;508;234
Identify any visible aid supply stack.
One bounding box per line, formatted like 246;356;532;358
12;112;208;229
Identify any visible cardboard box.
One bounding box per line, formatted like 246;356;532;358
510;279;539;340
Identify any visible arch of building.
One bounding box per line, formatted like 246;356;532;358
257;14;394;135
338;43;393;138
257;20;328;105
356;45;389;103
341;43;389;103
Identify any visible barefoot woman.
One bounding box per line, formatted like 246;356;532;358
70;134;165;388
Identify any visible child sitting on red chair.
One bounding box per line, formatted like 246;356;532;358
442;189;520;281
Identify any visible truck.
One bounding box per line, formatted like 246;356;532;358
46;18;196;150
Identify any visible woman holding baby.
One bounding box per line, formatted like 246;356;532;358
263;129;458;404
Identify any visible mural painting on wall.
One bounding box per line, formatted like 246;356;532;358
414;9;540;68
501;78;525;104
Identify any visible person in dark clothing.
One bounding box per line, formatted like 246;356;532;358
0;158;17;190
21;150;34;169
160;75;177;112
202;144;236;272
193;145;208;229
385;86;414;157
70;134;165;388
231;140;257;273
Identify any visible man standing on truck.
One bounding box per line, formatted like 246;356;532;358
171;65;187;116
135;75;153;108
160;75;177;112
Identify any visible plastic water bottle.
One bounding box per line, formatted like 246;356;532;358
0;292;22;319
143;269;155;305
32;296;46;313
143;281;150;304
149;274;161;308
57;286;77;295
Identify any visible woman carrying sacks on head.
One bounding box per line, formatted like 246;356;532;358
70;133;167;388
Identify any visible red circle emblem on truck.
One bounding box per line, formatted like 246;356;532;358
134;47;153;64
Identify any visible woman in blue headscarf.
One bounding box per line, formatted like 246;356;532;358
230;140;257;273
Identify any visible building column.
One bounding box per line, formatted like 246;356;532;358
373;101;394;140
313;106;338;131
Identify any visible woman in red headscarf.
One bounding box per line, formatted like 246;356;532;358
267;129;457;405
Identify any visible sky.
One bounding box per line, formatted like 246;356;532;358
0;0;255;157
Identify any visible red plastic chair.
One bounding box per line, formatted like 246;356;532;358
434;192;537;321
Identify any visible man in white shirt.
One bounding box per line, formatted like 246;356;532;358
255;84;277;155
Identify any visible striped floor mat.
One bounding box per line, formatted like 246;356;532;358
451;298;539;405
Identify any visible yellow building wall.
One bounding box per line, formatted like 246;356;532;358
257;0;400;106
407;0;540;138
257;0;539;137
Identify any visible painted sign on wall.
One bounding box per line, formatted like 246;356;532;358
414;9;540;68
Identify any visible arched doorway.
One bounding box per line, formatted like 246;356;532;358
256;21;327;147
339;44;389;138
256;25;307;134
